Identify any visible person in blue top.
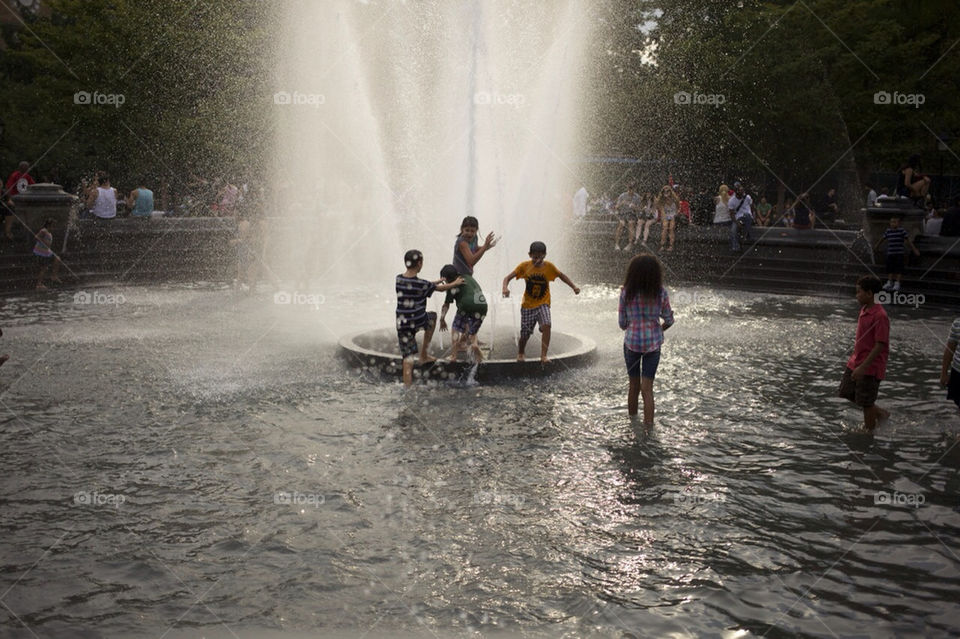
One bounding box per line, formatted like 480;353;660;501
453;216;497;275
873;216;919;292
126;179;154;217
396;249;463;385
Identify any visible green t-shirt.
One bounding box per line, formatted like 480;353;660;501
445;274;488;318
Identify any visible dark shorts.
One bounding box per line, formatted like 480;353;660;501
948;368;960;409
624;345;661;380
397;312;437;358
618;211;638;223
452;311;484;336
34;254;54;266
885;254;905;275
838;367;881;408
519;305;551;339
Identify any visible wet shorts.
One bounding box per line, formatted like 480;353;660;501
618;210;638;223
397;311;437;359
948;368;960;409
885;254;905;275
624;345;660;379
452;311;484;336
519;305;551;339
34;254;54;266
838;367;881;408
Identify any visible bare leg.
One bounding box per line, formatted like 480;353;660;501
517;334;529;361
469;334;483;362
863;404;889;430
37;265;49;290
640;376;655;425
626;221;635;245
643;219;654;243
659;222;668;249
667;220;675;250
51;258;62;284
614;221;624;247
627;376;641;416
540;324;551;362
419;325;437;363
402;358;415;386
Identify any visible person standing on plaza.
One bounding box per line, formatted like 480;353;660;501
572;185;588;220
658;185;680;252
3;161;35;240
726;181;754;251
614;182;642;251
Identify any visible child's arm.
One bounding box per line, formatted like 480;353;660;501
557;271;580;295
906;235;920;256
502;270;517;297
852;341;886;380
439;302;451;331
434;277;464;292
942;339;957;386
458;233;498;270
873;234;887;251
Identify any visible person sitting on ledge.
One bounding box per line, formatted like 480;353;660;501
791;193;815;230
86;173;118;220
896;154;931;203
941;196;960;237
126;179;154;217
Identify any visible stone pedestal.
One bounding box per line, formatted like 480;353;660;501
11;183;78;239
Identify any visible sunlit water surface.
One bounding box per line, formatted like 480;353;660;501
1;283;958;638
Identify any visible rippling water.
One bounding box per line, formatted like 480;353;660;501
1;283;958;638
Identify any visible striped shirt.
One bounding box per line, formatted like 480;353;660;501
950;318;960;373
883;227;909;255
33;228;53;258
619;287;674;353
396;274;436;330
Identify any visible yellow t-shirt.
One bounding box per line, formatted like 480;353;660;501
514;260;560;309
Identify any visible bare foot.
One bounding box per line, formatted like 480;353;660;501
36;283;47;291
448;354;458;363
0;354;8;367
517;354;525;361
419;355;438;364
540;356;550;363
878;408;890;423
471;345;484;362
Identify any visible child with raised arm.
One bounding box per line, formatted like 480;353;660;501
619;255;673;424
453;216;497;275
501;241;579;363
396;250;463;386
838;275;891;430
941;317;960;415
438;264;488;362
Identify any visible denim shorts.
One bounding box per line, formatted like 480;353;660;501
624;345;661;379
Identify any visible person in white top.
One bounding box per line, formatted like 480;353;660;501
572;185;588;219
726;181;754;252
713;183;731;224
86;173;118;219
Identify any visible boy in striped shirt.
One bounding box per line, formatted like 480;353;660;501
873;216;919;292
396;250;462;386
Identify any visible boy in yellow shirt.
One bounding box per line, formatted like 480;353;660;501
502;241;580;362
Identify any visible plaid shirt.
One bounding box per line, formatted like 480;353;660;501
619;287;674;353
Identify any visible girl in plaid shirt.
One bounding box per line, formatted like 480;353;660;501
619;255;674;424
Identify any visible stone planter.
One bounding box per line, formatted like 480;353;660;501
11;183;78;240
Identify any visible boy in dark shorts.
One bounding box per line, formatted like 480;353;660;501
438;264;488;362
501;241;580;363
873;216;919;292
940;317;960;414
838;275;891;430
396;250;462;386
33;218;62;290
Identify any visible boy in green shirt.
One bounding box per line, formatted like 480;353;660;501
439;264;488;362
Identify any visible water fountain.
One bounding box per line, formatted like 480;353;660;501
271;0;596;380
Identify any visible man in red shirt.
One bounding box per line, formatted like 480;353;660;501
4;161;35;240
838;275;890;430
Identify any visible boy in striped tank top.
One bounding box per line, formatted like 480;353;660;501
873;216;919;292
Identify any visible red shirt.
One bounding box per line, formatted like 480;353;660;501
846;303;889;379
5;170;35;198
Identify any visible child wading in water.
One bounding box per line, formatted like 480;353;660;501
396;250;463;386
619;254;673;424
33;218;62;290
438;264;488;362
838;275;890;430
453;216;497;275
502;241;579;362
